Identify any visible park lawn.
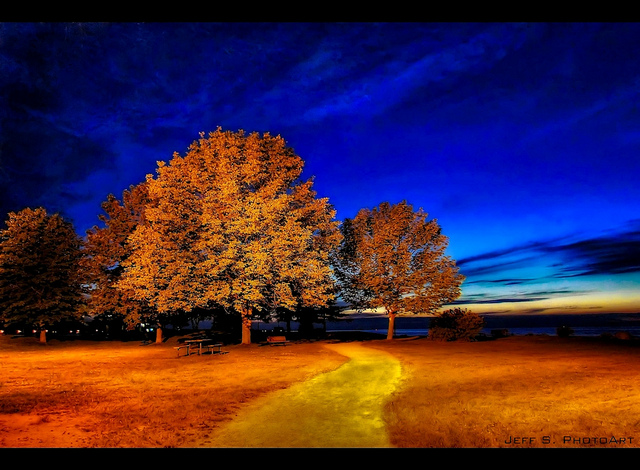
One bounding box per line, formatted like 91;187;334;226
0;334;347;447
2;333;640;448
369;334;640;448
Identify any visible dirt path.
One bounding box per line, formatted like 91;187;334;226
194;341;403;448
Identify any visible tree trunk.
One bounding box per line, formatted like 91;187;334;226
241;307;252;345
155;326;163;343
387;311;396;340
39;329;47;344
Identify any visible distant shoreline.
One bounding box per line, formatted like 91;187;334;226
323;312;640;338
194;311;640;338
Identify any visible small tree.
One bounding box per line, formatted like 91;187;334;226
0;207;85;343
428;308;484;341
82;182;156;339
333;201;465;340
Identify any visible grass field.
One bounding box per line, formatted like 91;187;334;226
369;335;640;448
1;332;640;448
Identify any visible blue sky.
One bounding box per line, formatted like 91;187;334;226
1;22;639;316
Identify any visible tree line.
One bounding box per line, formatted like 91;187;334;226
0;129;467;344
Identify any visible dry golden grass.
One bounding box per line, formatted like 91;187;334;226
368;335;640;448
0;335;347;447
3;333;640;448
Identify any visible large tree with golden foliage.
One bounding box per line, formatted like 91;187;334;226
119;128;341;344
0;207;85;343
333;201;465;340
82;182;155;338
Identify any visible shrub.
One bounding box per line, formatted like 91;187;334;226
556;325;574;337
429;308;485;341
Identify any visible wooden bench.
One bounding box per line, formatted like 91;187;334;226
267;335;290;346
175;344;191;356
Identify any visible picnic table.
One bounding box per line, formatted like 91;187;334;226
175;339;226;357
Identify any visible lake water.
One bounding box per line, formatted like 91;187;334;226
321;312;640;338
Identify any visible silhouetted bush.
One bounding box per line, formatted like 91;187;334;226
491;329;510;338
429;308;485;341
556;325;574;337
615;331;633;341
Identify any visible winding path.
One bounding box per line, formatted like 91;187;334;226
197;342;403;448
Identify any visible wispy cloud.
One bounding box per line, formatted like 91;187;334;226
454;287;591;306
465;278;535;286
300;23;533;124
459;220;640;284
